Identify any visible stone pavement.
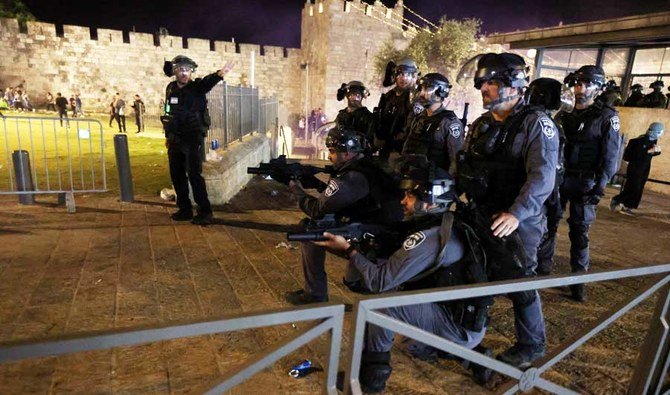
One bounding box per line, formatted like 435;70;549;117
0;180;669;394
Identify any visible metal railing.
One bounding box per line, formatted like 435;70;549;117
0;115;107;211
206;83;278;150
344;264;670;395
0;303;344;395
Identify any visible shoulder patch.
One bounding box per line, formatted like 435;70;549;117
610;116;620;132
449;123;462;138
403;231;426;251
540;117;556;139
324;179;340;197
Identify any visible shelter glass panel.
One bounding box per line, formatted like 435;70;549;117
603;48;630;78
633;48;670;74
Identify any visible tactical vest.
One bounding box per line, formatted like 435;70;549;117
379;90;411;138
403;108;458;172
336;157;404;225
401;212;494;332
458;107;535;213
164;80;211;139
335;107;373;136
559;103;613;173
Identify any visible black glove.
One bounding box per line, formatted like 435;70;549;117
583;184;604;205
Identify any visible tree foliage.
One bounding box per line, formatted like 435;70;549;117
0;0;36;25
374;17;481;82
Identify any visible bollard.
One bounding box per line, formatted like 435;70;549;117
12;150;35;205
114;134;134;202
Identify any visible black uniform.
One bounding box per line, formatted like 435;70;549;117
401;107;464;179
334;106;374;142
642;91;668;109
163;72;221;216
293;156;403;301
624;91;644;107
612;134;660;209
132;99;145;133
374;89;412;157
555;101;621;272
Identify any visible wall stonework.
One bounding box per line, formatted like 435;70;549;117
0;18;302;124
2;1;409;126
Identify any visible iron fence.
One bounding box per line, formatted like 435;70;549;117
0;303;344;395
343;264;670;395
0;115;107;211
206;83;278;150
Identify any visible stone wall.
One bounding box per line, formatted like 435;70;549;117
0;18;302;124
618;107;670;195
204;133;271;205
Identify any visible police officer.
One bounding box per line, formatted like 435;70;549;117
400;73;464;179
374;58;419;159
641;80;668;108
315;174;492;392
525;78;570;275
162;56;233;225
285;128;403;305
598;80;623;107
458;53;558;368
610;122;663;215
555;65;621;301
334;81;374;143
624;84;645;107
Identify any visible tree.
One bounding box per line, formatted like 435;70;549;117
374;18;481;83
0;0;36;25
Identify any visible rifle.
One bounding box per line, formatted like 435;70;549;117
287;214;402;259
247;155;334;191
460;102;469;130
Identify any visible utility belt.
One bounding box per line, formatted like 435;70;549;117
564;169;596;180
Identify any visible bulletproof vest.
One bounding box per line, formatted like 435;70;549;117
379;89;412;138
402;212;494;332
335;107;373;136
402;108;458;172
643;92;668;109
559;103;614;173
458;107;534;213
164;80;211;138
336;157;404;224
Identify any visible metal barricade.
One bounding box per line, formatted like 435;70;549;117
0;303;344;395
344;264;670;395
0;115;107;211
206;82;278;150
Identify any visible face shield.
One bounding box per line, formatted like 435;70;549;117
456;54;484;88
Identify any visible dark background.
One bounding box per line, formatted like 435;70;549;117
23;0;670;47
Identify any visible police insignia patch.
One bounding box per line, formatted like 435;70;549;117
610;116;620;132
540;117;556;139
449;123;462;138
403;231;426;250
324;180;339;197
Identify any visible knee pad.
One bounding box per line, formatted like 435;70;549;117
508;290;537;307
568;227;589;250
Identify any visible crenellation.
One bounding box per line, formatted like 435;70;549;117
129;32;154;47
97;28;123;43
238;43;261;56
26;20;55;37
158;34;182;48
0;17;19;33
187;38;210;51
63;24;90;40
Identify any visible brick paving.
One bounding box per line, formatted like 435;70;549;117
0;180;669;394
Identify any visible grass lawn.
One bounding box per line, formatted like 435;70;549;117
0;111;171;197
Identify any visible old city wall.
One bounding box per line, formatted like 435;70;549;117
0;18;303;123
301;0;410;120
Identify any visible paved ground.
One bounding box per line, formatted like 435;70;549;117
0;180;669;394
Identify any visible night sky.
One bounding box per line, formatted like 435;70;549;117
22;0;670;48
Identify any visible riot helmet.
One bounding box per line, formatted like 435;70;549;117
336;81;370;101
565;65;606;89
398;166;454;215
416;73;451;104
473;53;529;89
631;83;643;92
396;58;418;75
325;127;365;153
650;80;664;91
647;122;664;140
164;55;198;78
525;77;574;113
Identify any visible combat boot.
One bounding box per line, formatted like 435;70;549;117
171;208;193;221
461;345;493;385
192;211;213;225
360;351;392;393
497;343;545;370
570;284;587;302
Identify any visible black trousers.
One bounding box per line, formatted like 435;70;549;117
168;141;211;214
116;114;126;133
